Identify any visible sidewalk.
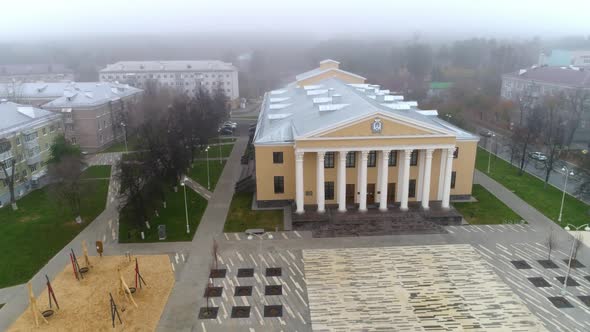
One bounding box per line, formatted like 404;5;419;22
157;136;248;331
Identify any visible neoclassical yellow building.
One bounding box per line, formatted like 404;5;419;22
253;60;478;214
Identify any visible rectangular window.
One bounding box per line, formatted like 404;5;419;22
274;176;284;194
324;152;335;168
410;150;418;166
367;151;377;167
273;152;283;164
451;171;456;189
453;147;459;159
346;152;356;168
388;151;397;166
325;182;335;200
409;179;416;198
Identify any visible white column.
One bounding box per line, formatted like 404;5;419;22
338;151;347;212
379;150;390;211
376;151;383;203
316;151;325;213
396;150;404;200
442;147;454;209
400;149;412;211
437;149;448;200
295;151;305;214
358;150;369;212
421;149;434;210
417;150;425;201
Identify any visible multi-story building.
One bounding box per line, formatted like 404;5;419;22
0;101;63;206
254;60;478;214
500;65;590;144
0;82;142;152
99;60;239;106
539;49;590;68
0;64;74;83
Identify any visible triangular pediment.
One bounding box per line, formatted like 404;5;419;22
307;112;452;139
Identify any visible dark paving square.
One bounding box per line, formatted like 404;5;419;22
556;277;580;286
537;260;559;269
528;277;551;288
511;260;532;269
563;259;585;268
264;305;283;317
203;286;223;297
266;267;282;277
548;296;574;308
209;269;227;278
585;276;590;283
265;285;283;295
231;306;251;318
578;296;590;307
237;268;254;278
234;286;253;296
198;307;219;319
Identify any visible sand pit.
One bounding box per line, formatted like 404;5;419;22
9;255;174;331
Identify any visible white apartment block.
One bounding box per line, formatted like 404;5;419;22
99;60;239;102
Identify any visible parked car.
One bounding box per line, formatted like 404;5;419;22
479;130;494;137
223;121;237;129
528;152;547;161
219;127;234;135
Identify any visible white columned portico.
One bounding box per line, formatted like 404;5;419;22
358;150;369;212
441;147;454;209
316;151;325;213
295;151;305;214
376;151;383;203
421;149;434;209
396;150;404;200
379;149;390;211
338;151;347;212
400;149;412;211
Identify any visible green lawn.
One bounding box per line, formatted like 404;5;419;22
119;186;208;242
476;148;589;226
0;173;109;288
224;192;283;232
188;160;226;191
210;137;236;144
80;165;112;179
196;143;234;159
454;185;523;224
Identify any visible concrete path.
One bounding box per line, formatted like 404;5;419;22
157;136;249;331
183;176;213;200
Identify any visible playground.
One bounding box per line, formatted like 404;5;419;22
8;253;174;331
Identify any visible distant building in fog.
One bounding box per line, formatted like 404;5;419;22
538;49;590;68
99;60;239;106
0;64;74;83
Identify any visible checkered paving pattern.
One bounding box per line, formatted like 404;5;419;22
303;244;546;332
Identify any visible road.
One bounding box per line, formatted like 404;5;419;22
475;125;590;204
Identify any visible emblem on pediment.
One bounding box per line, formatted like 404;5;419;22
371;118;383;134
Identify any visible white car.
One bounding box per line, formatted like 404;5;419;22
223;121;237;129
529;152;547;161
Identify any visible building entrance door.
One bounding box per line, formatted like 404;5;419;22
367;184;375;205
388;183;396;204
346;184;355;205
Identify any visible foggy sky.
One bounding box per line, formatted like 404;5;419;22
2;0;589;41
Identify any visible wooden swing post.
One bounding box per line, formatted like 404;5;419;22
27;282;48;327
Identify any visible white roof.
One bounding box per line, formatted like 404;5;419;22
101;60;236;73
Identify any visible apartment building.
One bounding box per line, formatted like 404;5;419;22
0;82;142;152
0;64;74;83
99;60;239;106
0;101;64;206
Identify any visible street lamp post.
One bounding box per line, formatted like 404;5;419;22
247;232;274;275
561;224;590;295
205;146;211;190
218;136;222;165
558;166;575;223
120;122;128;153
487;133;496;174
180;177;190;234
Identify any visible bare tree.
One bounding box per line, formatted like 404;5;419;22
512;106;543;175
545;227;556;261
0;138;17;210
47;155;86;221
538;96;567;188
562;88;590;147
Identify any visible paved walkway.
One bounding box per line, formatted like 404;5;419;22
157;136;249;331
183;176;213;200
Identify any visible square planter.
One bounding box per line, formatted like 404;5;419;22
265;285;283;296
203;287;223;297
231;306;251;318
511;260;531;269
209;269;227;278
578;296;590;307
547;296;573;308
528;277;551;288
237;268;254;278
264;305;283;317
198;307;219;319
266;267;282;277
556;277;579;286
537;260;559;269
234;286;253;296
563;259;585;268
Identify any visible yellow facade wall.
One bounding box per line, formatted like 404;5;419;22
295;136;456;150
255;145;295;201
451;141;477;196
297;70;365;87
